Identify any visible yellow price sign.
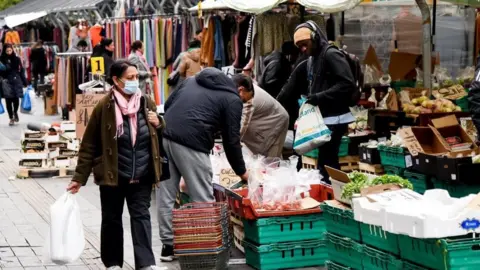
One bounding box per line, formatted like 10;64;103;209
90;56;105;75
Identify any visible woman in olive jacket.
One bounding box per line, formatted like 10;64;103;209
67;60;165;270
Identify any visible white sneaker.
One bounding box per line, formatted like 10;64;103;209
107;267;122;270
140;266;168;270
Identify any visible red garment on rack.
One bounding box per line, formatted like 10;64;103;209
90;25;103;47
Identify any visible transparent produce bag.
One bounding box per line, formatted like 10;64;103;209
45;192;85;265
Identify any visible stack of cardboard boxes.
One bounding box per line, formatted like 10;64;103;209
19;121;80;172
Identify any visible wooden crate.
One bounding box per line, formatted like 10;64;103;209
17;167;74;179
339;156;360;172
359;162;385;175
302;156;318;169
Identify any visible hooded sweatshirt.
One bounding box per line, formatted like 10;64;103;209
163;68;246;175
299;21;356;121
259;51;291;98
178;48;201;78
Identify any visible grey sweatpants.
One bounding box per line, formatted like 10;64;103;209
156;138;214;245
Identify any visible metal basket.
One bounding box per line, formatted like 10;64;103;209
177;246;231;270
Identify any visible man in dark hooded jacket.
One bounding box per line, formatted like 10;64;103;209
293;21;356;183
158;68;248;261
469;59;480;143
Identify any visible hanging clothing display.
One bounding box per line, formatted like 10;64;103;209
13;44;59;82
4;30;21;44
90;24;105;47
54;56;89;109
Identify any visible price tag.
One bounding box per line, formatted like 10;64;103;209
397;128;423;156
90;56;105;75
219;168;241;188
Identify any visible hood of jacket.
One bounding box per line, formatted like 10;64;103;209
263;51;283;66
195;67;239;95
185;48;200;62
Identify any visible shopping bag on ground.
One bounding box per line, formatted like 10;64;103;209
293;101;331;155
21;86;33;113
47;192;85;265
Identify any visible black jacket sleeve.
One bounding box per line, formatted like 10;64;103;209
309;49;355;106
469;80;480;141
221;98;246;176
277;59;308;105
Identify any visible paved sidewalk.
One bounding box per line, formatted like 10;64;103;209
0;97;325;270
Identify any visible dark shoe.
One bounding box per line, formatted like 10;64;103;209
159;244;175;262
9;119;14;126
14;113;19;122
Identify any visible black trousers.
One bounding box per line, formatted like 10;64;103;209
100;183;155;269
317;124;349;184
5;98;19;119
32;69;45;94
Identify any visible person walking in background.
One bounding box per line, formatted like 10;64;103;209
177;41;201;78
293;21;356;183
0;44;27;126
67;60;165;270
67;40;89;53
90;38;115;78
232;73;289;158
128;40;152;95
158;68;248;262
29;40;47;95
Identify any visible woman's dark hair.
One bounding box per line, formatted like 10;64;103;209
232;73;254;95
1;44;14;59
92;38;113;57
195;29;202;35
32;40;44;48
189;40;201;49
106;60;137;85
77;40;88;48
130;40;143;53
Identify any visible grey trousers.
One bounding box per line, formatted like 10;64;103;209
156;138;214;245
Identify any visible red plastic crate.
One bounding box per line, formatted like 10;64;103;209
224;184;330;220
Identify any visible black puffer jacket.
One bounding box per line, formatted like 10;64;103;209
163;68;246;176
469;60;480;140
301;21;356;119
117;99;151;181
259;51;291;98
0;55;27;99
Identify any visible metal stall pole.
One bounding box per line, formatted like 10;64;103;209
415;0;433;92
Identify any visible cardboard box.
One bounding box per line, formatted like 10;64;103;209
398;127;450;175
60;121;76;132
430;115;477;152
19;159;48;168
436;149;480;183
20;151;49;160
22;140;45;150
23;131;46;140
47;142;68;150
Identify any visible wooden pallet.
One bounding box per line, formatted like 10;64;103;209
339;156;360;172
17;167;75;179
230;212;244;227
359;162;384;175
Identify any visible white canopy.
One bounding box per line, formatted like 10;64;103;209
189;0;287;14
296;0;362;13
5;12;47;28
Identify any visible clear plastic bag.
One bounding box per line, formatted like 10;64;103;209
45;192;85;265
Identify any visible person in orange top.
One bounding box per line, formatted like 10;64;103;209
90;24;104;47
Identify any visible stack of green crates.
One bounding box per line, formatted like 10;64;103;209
304;136;350;159
242;213;328;270
403;170;433;195
378;145;409;168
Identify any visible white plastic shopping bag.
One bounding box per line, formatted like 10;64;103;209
47;192;85;265
293;102;331;155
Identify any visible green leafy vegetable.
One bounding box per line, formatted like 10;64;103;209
340;172;413;201
371;175;413;190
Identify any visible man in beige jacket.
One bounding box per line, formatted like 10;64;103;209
232;74;289;158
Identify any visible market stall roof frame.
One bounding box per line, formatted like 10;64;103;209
0;0;107;18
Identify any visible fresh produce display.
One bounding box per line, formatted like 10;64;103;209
402;97;461;114
341;172;412;200
433;84;467;100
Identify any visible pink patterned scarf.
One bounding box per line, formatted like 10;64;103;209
113;90;142;146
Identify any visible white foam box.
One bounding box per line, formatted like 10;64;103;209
20;151;49;160
54;157;74;168
22;131;46;140
60;121;75;132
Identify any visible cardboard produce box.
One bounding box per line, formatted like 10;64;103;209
430;115;477;152
398;127;449;175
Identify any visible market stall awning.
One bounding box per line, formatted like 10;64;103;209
188;0;287;13
5;12;48;28
0;0;106;18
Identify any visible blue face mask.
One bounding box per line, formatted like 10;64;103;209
122;80;139;95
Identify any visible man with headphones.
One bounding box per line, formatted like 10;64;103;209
293;21;356;183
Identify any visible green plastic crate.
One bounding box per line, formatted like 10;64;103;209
378;145;409;168
362;245;403;270
243;239;327;270
243;213;326;245
403;170;432;195
383;166;405;176
304;149;319;159
360;223;400;255
321;203;361;241
325;260;356;270
398;235;480;270
339;137;350;157
432;178;480;198
455;96;469;112
326;233;363;269
402;261;430;270
391;80;416;92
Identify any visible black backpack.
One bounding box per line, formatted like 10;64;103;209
308;45;363;107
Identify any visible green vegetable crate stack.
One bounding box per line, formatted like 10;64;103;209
242;212;328;270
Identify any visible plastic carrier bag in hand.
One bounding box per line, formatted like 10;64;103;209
21;86;35;114
46;192;85;265
293;98;331;155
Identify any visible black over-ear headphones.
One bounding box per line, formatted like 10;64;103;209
294;20;319;42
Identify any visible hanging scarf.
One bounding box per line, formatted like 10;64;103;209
136;50;149;70
113;89;142;146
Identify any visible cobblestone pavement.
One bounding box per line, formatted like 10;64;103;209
0;97;325;270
